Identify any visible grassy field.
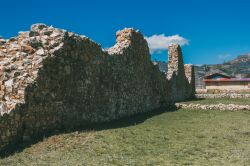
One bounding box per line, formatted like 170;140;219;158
180;98;250;105
1;109;250;165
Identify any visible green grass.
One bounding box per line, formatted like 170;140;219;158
180;98;250;105
1;109;250;165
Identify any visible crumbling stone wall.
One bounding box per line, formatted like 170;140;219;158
167;44;192;101
176;103;250;111
184;64;196;98
195;93;250;99
0;24;194;151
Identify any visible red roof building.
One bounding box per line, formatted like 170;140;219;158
203;73;250;90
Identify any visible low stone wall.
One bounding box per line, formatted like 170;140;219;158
195;93;250;99
0;24;195;151
176;103;250;111
196;88;250;94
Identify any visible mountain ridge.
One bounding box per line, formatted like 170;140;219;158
153;53;250;88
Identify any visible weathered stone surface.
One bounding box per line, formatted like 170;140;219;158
196;88;250;94
196;93;250;99
176;103;250;111
0;24;195;151
184;64;196;98
167;44;192;101
0;38;6;45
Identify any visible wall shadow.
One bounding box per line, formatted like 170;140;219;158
0;104;177;158
181;97;205;102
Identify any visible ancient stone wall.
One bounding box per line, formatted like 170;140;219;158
176;103;250;111
167;44;192;101
195;93;250;99
184;64;196;98
196;88;250;94
0;24;194;151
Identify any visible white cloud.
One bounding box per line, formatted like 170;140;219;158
145;34;189;54
218;54;231;61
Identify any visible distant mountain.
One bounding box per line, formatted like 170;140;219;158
153;61;168;73
197;53;250;78
153;53;250;88
226;54;250;65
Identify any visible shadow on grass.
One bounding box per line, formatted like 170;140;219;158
180;97;205;102
0;104;177;158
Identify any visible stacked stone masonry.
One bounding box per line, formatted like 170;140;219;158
196;88;250;94
167;45;195;101
0;24;195;151
196;93;250;99
176;103;250;111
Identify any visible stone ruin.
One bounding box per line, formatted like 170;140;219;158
167;44;195;101
0;24;195;151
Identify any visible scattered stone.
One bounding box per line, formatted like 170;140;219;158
175;103;250;111
195;93;250;99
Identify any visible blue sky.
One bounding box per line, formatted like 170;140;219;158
1;0;250;64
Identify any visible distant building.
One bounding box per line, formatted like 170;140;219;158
203;73;250;90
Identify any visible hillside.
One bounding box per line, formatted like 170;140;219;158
154;53;250;88
198;54;249;76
